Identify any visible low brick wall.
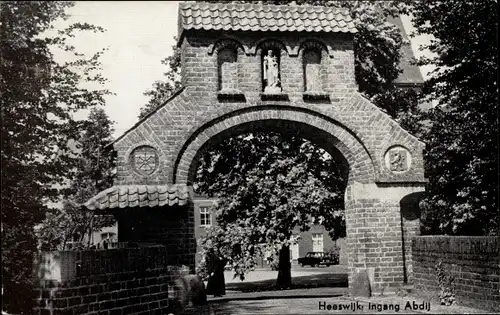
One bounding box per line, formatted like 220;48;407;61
412;236;500;311
32;246;188;315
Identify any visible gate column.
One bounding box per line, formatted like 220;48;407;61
345;182;425;294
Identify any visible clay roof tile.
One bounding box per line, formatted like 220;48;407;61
178;1;356;36
84;185;191;211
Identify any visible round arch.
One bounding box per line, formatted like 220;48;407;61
171;106;375;185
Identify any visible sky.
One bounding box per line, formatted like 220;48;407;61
52;1;433;139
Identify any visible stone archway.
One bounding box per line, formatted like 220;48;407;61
86;1;428;296
172;106;375;185
169;105;422;292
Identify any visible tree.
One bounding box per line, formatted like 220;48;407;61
195;132;346;288
36;108;116;251
412;0;498;235
1;2;109;313
139;40;181;119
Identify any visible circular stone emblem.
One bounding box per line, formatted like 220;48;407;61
384;146;412;173
130;145;159;175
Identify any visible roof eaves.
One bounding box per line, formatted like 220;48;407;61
395;82;424;88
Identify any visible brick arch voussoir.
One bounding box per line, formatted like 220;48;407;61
253;38;291;56
298;38;331;58
208;37;246;56
172;108;376;185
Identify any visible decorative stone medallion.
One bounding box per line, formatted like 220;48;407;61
130;145;159;175
384;146;412;173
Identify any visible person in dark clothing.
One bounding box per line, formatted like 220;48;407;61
205;248;227;297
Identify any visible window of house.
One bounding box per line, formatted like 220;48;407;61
303;48;322;92
218;47;238;91
312;233;324;252
101;232;116;241
200;207;212;226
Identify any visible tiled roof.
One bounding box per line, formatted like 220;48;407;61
178;1;357;35
388;16;424;85
84;185;191;211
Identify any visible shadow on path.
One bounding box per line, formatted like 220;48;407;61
226;273;348;293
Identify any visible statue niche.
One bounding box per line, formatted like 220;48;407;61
303;48;322;92
262;49;282;93
218;47;238;91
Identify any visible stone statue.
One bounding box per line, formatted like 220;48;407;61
263;50;281;93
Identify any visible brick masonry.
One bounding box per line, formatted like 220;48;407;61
115;205;196;271
412;236;500;312
32;248;189;315
109;27;427;293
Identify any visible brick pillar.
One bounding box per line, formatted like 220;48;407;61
345;183;425;295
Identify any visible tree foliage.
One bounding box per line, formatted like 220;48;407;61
195;132;346;287
1;1;109;313
412;0;498;235
139;39;181;119
36;108;116;251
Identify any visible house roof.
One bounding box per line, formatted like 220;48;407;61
178;1;357;36
84;185;191;211
388;16;424;85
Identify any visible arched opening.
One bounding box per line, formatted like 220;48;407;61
303;48;322;92
169;107;417;292
400;191;423;283
188;119;351;289
217;47;238;91
188;120;351;186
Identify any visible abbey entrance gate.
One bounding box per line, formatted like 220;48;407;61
86;2;426;294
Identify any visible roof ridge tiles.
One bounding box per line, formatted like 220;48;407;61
83;184;190;211
178;1;356;35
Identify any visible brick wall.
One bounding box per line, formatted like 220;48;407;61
32;248;188;315
412;236;500;311
115;206;196;272
180;30;356;98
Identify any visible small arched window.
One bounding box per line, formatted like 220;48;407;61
303;48;322;92
217;47;238;91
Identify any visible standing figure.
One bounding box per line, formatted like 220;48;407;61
206;248;227;297
263;50;281;93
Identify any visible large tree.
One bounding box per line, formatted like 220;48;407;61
195;132;346;288
1;2;109;313
412;0;498;235
36;108;116;251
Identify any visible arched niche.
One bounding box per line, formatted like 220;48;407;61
256;39;288;93
217;47;238;91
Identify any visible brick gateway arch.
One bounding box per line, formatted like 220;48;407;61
85;2;426;294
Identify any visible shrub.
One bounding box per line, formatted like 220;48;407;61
435;260;455;306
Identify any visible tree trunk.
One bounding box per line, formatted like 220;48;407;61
276;244;292;289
